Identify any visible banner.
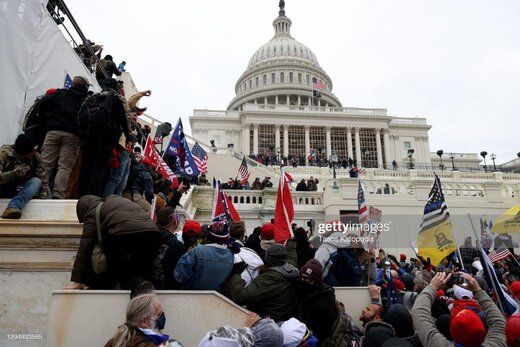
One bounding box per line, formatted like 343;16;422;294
274;168;294;243
165;119;200;177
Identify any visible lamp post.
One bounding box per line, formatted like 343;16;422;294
480;151;488;172
361;147;370;167
330;153;338;179
490;153;497;172
407;149;415;169
449;153;456;171
436;150;444;171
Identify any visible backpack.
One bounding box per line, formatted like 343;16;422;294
91;202;107;275
78;91;116;140
326;248;362;287
22;97;47;148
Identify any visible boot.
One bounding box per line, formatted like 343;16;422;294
1;207;22;219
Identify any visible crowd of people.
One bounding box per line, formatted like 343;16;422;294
0;63;192;219
52;181;520;347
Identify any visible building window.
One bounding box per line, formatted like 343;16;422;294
331;128;348;162
310;127;326;161
255;77;259;87
280;72;285;83
288;126;305;159
258;125;275;156
306;74;310;85
359;129;378;168
404;141;411;149
271;73;276;83
298;73;302;83
249;79;252;89
263;74;267;85
289;72;294;83
249;128;254;155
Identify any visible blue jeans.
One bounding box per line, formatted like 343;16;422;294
0;177;42;210
103;150;131;197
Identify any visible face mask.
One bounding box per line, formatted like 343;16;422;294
155;312;166;331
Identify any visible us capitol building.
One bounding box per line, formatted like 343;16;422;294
191;2;435;169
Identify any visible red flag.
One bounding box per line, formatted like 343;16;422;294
212;181;240;223
274;167;294;243
143;139;161;167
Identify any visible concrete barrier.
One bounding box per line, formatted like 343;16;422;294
46;288;371;347
48;290;251;347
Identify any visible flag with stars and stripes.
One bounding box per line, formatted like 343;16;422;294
64;73;73;89
192;142;208;173
358;181;369;236
488;248;512;263
416;173;456;266
312;77;325;98
238;157;250;185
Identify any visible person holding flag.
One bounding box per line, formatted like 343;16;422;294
164;119;200;178
416;173;457;267
212;180;240;224
273;167;294;243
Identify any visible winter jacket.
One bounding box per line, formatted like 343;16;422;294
411;284;506;347
128;162;154;203
361;321;396;347
96;59;122;80
174;243;234;290
297;283;339;342
296;181;308;191
71;195;161;284
157;226;186;289
229;240;299;322
39;86;88;136
318;313;351;347
234;243;264;286
0;145;46;191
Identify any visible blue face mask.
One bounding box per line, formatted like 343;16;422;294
155;312;166;331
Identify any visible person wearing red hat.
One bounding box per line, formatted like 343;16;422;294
182;219;202;250
510;281;520;301
507;315;520;347
412;272;506;347
258;223;275;260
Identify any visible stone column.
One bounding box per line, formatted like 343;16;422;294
297;95;301;106
305;126;310;166
242;124;250;155
283;125;289;158
354;128;361;165
414;136;423;166
275;95;279;105
264;97;267;105
383;129;391;168
275;125;281;156
347;127;354;160
253;124;259;155
375;129;383;168
326;127;332;160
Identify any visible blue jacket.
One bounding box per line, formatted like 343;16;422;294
174;243;234;290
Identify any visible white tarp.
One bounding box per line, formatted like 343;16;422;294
0;0;99;145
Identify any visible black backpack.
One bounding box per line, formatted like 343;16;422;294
22;97;47;148
78;91;116;140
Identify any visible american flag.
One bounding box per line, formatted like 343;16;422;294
64;73;73;89
238;157;250;185
420;174;449;232
358;181;369;228
312;77;325;98
192;142;208;173
488;248;512;263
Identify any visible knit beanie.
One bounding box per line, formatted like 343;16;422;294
206;222;230;244
450;309;487;347
507;314;520;347
300;259;323;284
260;223;275;240
14;134;36;155
435;314;452;340
265;244;287;267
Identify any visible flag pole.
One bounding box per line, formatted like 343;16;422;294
468;213;507;316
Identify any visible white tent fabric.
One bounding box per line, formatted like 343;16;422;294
0;0;99;145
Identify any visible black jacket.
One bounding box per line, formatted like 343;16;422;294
40;86;88;136
158;227;186;289
297;283;339;342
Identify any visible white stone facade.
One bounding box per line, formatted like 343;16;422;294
190;6;433;168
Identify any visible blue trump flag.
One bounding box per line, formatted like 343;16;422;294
165;119;200;177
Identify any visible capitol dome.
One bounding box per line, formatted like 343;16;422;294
227;4;342;111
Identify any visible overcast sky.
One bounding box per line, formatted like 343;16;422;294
66;0;520;164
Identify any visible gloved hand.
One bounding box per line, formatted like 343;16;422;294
232;262;248;275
